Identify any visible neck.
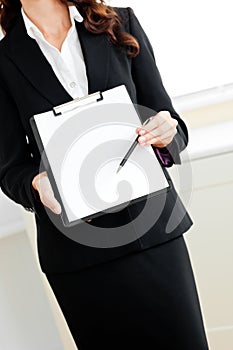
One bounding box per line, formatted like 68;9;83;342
20;0;72;35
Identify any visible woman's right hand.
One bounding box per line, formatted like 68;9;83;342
32;171;62;215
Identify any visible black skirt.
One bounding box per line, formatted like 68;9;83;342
45;235;209;350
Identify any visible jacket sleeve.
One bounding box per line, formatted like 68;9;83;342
127;7;189;166
0;78;41;213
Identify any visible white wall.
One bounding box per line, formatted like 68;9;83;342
0;191;24;239
168;151;233;349
0;231;64;350
108;0;233;97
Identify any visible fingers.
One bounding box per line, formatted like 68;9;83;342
32;172;62;215
135;111;178;148
40;188;62;215
144;127;177;147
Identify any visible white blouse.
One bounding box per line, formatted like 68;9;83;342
21;5;88;99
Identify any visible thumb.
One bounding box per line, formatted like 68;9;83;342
34;173;62;215
50;197;62;215
42;190;62;215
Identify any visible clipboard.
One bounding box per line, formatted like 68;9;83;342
30;84;170;227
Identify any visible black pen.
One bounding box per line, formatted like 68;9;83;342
116;117;153;173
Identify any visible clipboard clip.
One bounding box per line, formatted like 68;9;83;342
53;91;103;116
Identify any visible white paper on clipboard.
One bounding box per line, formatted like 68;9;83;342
30;85;169;226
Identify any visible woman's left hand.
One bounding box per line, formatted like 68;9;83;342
135;111;178;148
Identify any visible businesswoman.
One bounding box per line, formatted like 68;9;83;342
0;0;209;348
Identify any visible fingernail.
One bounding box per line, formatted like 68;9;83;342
139;136;146;142
53;207;61;214
139;129;146;135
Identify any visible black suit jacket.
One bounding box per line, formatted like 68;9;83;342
0;6;193;273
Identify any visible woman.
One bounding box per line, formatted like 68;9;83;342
0;0;209;348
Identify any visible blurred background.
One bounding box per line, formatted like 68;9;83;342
0;0;233;349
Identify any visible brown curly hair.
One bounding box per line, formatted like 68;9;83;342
0;0;139;57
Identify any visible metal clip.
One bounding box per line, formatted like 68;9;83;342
53;91;103;116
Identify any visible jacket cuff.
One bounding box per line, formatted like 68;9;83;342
24;169;42;213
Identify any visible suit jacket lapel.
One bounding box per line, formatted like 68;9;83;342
75;20;110;95
5;9;110;107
